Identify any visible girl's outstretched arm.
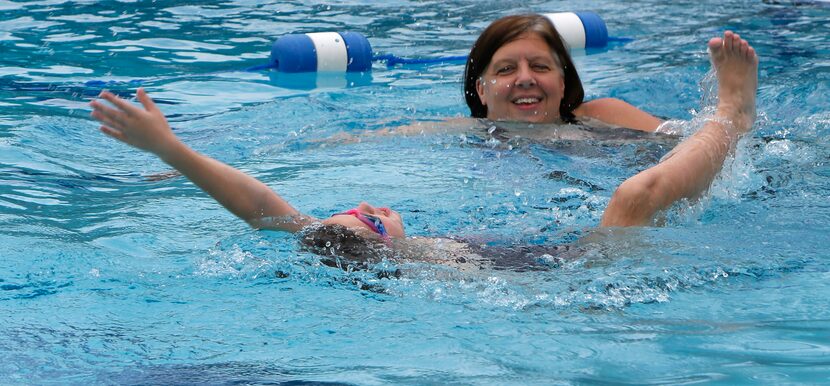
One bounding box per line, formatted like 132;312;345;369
90;88;315;232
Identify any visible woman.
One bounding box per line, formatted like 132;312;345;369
464;14;664;132
89;30;758;266
462;15;759;225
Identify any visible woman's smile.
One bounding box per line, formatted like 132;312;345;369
475;33;566;123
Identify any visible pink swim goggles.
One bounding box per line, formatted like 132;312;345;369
332;209;392;244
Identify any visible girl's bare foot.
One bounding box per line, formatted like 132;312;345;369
708;31;759;135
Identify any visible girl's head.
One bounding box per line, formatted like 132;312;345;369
464;14;584;123
322;202;404;240
300;202;405;268
300;224;389;270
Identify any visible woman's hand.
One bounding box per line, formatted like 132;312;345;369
90;88;180;158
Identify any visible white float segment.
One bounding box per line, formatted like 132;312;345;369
544;12;586;50
306;32;348;72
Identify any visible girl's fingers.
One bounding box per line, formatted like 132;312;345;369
91;99;136;127
99;91;141;116
136;88;158;113
90;108;126;131
90;100;125;120
92;89;163;147
99;125;126;142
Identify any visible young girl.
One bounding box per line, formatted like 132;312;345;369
89;31;758;268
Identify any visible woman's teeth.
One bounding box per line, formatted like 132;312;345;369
513;97;540;105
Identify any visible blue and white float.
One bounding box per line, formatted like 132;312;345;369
82;12;627;91
261;11;620;73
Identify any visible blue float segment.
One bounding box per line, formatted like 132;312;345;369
270;34;317;72
574;11;608;48
341;32;373;72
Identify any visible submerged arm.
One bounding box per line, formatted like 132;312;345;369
90;88;315;232
308;117;483;147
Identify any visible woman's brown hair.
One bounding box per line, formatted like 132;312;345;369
463;14;585;121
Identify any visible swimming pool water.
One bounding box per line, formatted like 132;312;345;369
2;0;829;384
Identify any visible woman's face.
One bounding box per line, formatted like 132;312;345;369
476;33;565;123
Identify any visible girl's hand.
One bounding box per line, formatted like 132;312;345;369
90;88;180;157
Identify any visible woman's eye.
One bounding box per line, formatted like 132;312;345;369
532;64;551;71
495;66;514;74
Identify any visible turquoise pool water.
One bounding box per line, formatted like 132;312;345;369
2;0;829;384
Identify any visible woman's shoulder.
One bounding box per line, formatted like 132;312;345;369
574;98;663;132
575;97;625;115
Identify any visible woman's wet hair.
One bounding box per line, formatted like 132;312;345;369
463;14;585;121
299;224;389;270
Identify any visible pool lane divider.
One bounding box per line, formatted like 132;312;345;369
251;11;630;73
72;11;630;91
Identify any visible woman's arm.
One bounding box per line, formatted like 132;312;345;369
90;88;315;232
574;97;663;132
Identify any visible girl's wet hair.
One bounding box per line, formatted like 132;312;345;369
299;224;389;270
463;14;585;121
